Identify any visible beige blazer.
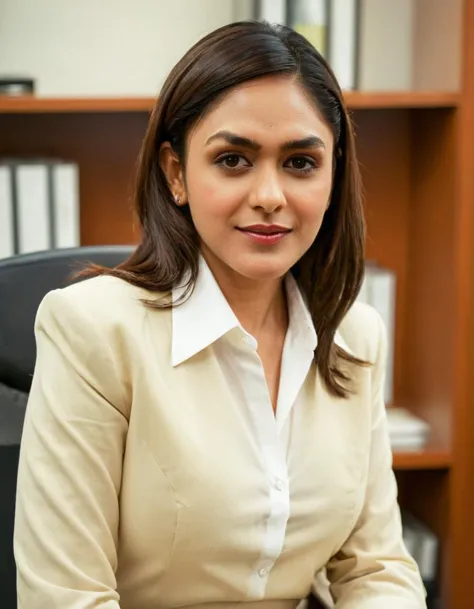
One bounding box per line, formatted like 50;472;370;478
14;275;425;609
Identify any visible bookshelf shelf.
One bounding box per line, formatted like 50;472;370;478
0;96;154;113
0;91;460;114
344;90;460;109
393;446;452;471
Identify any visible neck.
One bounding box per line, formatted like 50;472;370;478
202;252;288;338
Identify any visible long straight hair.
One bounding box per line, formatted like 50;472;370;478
79;20;367;398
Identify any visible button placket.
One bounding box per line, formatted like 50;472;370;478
241;351;290;599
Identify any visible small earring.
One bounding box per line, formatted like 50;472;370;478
175;195;181;205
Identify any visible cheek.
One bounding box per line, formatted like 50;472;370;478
292;179;332;227
186;171;244;222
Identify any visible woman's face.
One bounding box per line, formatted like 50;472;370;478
162;75;334;282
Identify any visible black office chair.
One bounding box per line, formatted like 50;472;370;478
0;245;134;609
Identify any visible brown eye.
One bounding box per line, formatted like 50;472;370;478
215;153;251;171
291;157;307;170
224;155;241;168
286;156;317;172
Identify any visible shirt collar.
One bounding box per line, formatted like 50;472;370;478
171;256;351;366
283;271;318;353
172;256;240;366
284;274;353;356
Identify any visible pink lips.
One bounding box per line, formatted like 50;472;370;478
237;224;292;245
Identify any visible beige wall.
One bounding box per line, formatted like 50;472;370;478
0;0;247;96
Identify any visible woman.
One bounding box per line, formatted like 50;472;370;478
14;20;426;609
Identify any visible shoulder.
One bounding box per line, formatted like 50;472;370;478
44;274;147;313
40;274;166;318
337;301;386;364
36;274;171;340
34;276;172;416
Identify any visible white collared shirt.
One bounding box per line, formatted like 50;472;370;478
172;257;324;596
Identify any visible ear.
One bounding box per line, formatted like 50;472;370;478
159;142;187;206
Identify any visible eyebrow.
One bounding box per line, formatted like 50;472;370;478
205;130;326;151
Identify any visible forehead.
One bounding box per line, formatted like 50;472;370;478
190;75;333;146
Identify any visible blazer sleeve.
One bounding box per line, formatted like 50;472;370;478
14;289;129;608
325;310;427;608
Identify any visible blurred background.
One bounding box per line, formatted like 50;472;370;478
0;2;473;609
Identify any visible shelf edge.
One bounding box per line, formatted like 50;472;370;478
0;91;461;114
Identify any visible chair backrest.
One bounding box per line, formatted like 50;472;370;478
0;245;134;394
0;246;134;609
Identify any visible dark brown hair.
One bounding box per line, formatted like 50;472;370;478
80;20;367;398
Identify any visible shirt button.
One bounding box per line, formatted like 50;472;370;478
258;567;269;577
275;478;284;491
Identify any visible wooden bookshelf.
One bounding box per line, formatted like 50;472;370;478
393;446;452;471
1;2;474;607
0;96;155;113
0;90;460;114
346;90;460;109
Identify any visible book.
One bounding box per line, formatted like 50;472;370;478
256;0;286;25
357;262;396;405
0;77;35;96
288;0;328;57
50;161;80;249
0;165;15;259
14;161;51;254
328;0;359;90
233;0;255;22
357;0;414;91
0;158;80;257
386;407;430;451
402;510;439;602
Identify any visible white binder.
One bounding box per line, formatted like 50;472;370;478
357;263;396;405
328;0;359;90
257;0;286;25
357;0;414;91
0;164;15;259
14;162;51;254
50;162;80;249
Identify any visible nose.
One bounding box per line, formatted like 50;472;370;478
249;166;286;214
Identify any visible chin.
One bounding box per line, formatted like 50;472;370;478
202;243;298;282
230;257;293;282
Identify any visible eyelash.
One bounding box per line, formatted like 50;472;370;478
214;153;319;174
